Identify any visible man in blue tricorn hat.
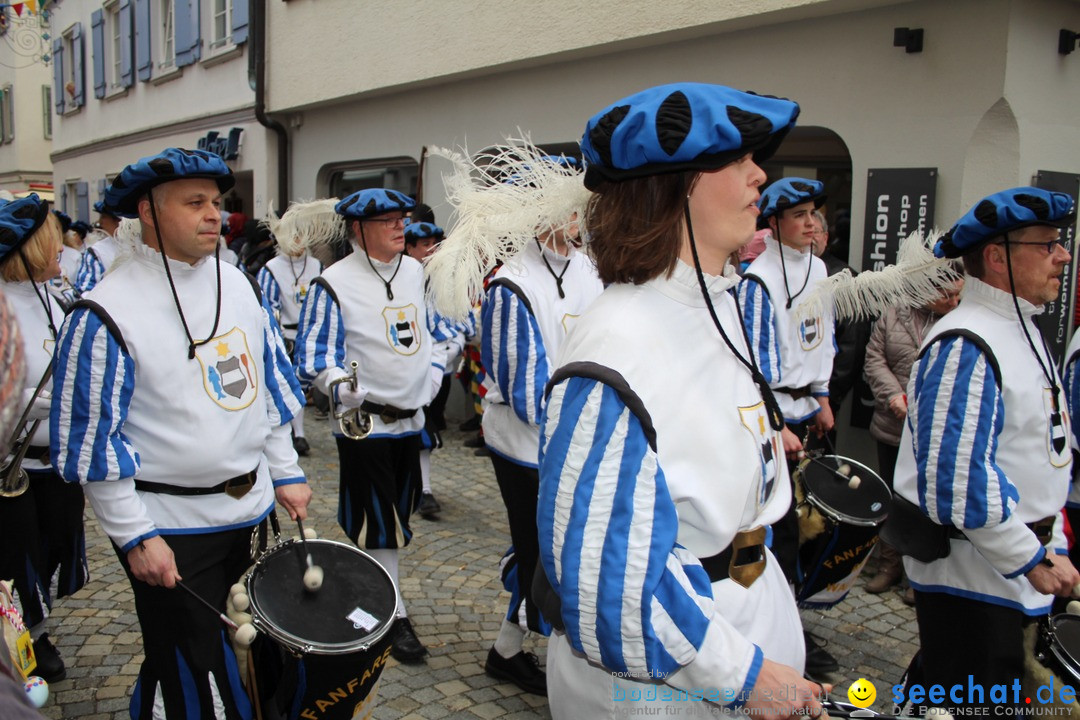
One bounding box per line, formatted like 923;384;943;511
892;187;1080;713
51;147;311;719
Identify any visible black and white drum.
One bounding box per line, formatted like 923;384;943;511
794;454;891;608
247;538;397;720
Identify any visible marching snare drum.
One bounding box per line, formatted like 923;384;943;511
247;538;398;720
794;454;891;608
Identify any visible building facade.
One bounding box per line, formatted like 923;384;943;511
0;4;54;198
48;0;271;222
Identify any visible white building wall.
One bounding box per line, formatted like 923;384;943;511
48;0;272;219
270;0;1080;265
0;9;53;189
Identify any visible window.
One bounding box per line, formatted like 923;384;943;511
54;23;85;113
108;2;122;88
42;86;51;140
0;86;11;144
210;0;231;49
159;0;175;69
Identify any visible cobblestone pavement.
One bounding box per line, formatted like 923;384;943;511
40;407;918;719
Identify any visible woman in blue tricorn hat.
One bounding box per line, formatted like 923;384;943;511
426;83;828;718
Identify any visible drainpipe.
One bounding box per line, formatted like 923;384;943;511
250;0;289;211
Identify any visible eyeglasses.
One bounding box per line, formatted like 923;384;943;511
1004;236;1071;254
364;215;406;227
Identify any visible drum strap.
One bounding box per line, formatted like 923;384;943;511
699;527;768;589
134;466;259;499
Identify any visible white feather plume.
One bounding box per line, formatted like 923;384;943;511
424;136;591;320
796;230;962;322
263;199;343;256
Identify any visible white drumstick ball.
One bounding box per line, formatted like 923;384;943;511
229;583;245;598
303;527;317;540
837;463;852;477
235;623;257;647
1067;600;1080;616
848;475;861;489
232;592;249;612
304;565;324;592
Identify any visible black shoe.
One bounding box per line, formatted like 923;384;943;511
418;492;441;519
33;634;67;683
459;416;481;432
389;618;428;664
463;434;485;448
473;447;490;457
293;436;310;456
485;647;546;695
803;631;839;678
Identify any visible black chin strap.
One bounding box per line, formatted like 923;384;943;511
536;239;571;299
1003;240;1061;413
147;188;223;360
772;223;813;310
684;201;784;431
358;223;402;301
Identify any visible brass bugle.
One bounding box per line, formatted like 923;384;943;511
328;361;372;440
0;362;54;498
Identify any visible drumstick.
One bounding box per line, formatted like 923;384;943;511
176;580;239;630
296;518;324;592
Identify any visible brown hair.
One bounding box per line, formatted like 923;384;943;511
1;213;63;283
585;171;695;285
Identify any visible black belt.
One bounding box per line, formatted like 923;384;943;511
134;467;258;499
948;516;1055;546
360;400;418;423
282;323;298;330
774;385;813;400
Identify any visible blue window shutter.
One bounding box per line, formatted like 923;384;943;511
52;38;64;113
76;182;90;223
134;0;151;81
119;0;134;87
91;10;106;99
232;0;248;45
60;185;67;214
175;0;200;67
71;23;85;108
97;178;107;201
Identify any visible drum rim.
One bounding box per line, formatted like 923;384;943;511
246;538;399;655
1048;614;1080;681
797;454;890;527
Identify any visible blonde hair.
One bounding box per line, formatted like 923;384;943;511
1;213;63;283
62;229;82;250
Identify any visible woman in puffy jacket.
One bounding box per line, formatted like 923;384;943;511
863;275;962;594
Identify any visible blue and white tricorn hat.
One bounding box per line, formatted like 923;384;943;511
0;194;51;264
404;221;444;242
334;189;415;220
935;187;1076;259
580;82;800;190
105;148;235;218
758;178;827;221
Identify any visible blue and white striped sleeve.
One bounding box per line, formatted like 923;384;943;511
74;249;105;295
1064;352;1080;453
538;376;762;704
736;278;781;384
294;281;346;392
481;284;549;427
257;267;282;317
50;307;157;551
260;297;305;486
910;335;1043;576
